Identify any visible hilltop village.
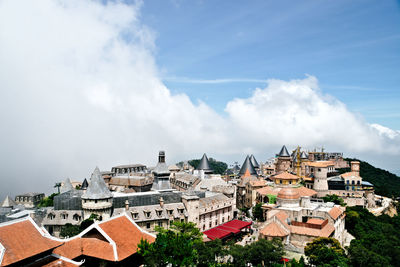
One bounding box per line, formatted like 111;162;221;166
0;146;389;266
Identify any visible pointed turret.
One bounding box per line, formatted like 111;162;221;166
300;151;308;160
239;155;257;176
81;178;89;190
1;195;16;208
60;178;74;193
82;167;112;200
249;155;260;169
197;153;213;174
278;145;290;157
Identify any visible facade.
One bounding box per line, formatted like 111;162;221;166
259;189;347;251
14;192;44;208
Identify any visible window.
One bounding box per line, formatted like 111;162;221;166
352;180;355;185
209;222;212;228
222;217;225;223
203;225;205;230
156;210;162;217
73;214;81;221
48;213;55;220
146;222;151;229
318;168;321;172
61;213;68;220
132;212;138;219
181;219;184;223
144;211;151;219
352;186;355;191
158;221;163;227
346;180;349;185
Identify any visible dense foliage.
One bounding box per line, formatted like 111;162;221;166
341;158;400;198
138;221;284;266
305;237;348;267
345;206;400;267
322;194;346;206
252;203;265;222
37;193;59;207
183;158;228;175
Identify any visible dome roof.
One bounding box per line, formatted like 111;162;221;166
277;187;300;200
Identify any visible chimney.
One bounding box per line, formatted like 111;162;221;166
351;161;360;176
159;197;164;208
158;151;165;163
125;200;130;211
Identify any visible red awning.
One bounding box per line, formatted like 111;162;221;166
203;220;252;240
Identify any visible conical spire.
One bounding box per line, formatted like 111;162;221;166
300;151;308;159
250;155;260;169
278;145;290;157
197;153;212;173
81;178;89;190
1;195;16;208
82;167;112;200
239;155;257;176
60;178;74;193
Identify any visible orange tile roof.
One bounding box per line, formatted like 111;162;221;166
341;172;361;178
42;257;81;267
274;211;290;228
305;161;335;168
0;219;62;266
328;206;344;220
249;180;267;187
54;214;155;262
260;222;288;237
303;176;314;181
296;186;317;197
290;223;335;238
272;172;300;180
307;218;325;225
99;215;155;261
256;186;281;196
256;186;316;198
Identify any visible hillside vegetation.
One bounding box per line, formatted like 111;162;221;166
339;158;400;198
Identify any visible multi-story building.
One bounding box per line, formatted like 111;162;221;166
14;193;44;208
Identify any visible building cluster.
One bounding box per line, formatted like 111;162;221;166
0;145;380;263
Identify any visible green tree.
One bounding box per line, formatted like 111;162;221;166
252;203;265;222
80;213;99;231
195;238;227;266
322;194;346;206
37;193;59;207
60;223;81;238
348;240;390;267
304;237;348;267
138;221;203;267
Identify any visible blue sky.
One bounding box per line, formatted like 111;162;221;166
141;0;400;129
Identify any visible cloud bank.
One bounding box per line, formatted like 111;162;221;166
0;0;399;197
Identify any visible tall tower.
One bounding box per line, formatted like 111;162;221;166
152;151;171;190
276;145;291;172
81;167;113;220
312;166;329;197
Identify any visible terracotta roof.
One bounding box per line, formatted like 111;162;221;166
272;172;299;180
290;223;335;238
0;218;62;266
307;218;325;225
249;180;267;187
274;211;290;228
43;258;80;267
341;172;361;178
54;214;155;262
328;206;344;220
260;222;288;237
277;187;300;200
296;186;317;197
99;215;155;261
305;161;335;168
256;186;281;196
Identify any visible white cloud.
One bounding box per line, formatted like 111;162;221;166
0;0;399;198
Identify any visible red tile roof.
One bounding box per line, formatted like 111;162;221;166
328;206;344;220
272;172;300;180
203;220;252;240
260;222;288;237
305;161;335;167
99;215;155;261
0;218;62;266
54;214;155;262
290;223;335;238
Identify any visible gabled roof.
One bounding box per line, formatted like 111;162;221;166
82;167;112;200
260;222;289;237
239;155;257;176
249;155;260;168
0;217;62;266
53;213;155;262
0;196;16;208
81;178;89;190
278;145;290;157
197;153;212;172
306;161;335;168
328;206;344;220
